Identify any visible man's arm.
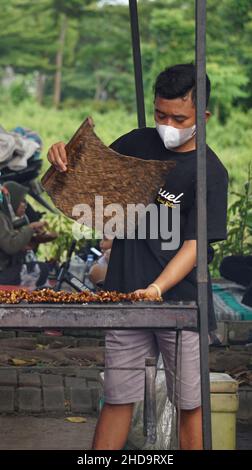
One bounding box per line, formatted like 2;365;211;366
0;215;34;255
154;239;197;293
134;239;197;298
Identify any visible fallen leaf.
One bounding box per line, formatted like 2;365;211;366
36;344;49;350
11;358;38;366
66;417;87;424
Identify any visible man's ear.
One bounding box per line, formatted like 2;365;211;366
205;110;211;122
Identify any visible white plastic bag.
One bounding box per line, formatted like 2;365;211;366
99;356;178;450
126;356;177;450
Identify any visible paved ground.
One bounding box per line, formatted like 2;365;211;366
0;329;251;450
0;415;251;450
236;423;252;450
0;415;97;450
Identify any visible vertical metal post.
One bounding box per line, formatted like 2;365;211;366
129;0;146;128
143;357;157;444
196;0;212;449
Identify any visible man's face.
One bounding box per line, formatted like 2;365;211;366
16;199;26;217
154;92;196;129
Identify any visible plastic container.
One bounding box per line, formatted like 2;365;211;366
86;254;94;270
69;255;85;281
25;249;37;263
210;372;239;450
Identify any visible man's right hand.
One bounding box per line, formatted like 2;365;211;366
29;221;47;234
47;142;67;172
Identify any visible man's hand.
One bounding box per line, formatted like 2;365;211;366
100;238;113;252
47;141;67;172
29;221;47;234
134;285;161;300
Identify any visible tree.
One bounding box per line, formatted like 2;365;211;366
0;0;251;115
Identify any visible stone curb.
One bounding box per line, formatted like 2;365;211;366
0;367;102;415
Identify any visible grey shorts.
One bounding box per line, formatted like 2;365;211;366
104;329;201;410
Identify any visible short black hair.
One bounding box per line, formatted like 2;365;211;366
153;63;211;107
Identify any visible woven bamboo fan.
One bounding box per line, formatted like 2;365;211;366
41;117;175;235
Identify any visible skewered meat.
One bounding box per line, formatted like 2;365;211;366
0;288;162;304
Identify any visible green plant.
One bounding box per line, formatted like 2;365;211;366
9;77;30;105
210;164;252;277
37;212;74;261
37;211;98;262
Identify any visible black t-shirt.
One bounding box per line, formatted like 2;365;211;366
104;127;229;331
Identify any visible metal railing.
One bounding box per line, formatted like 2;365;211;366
0;301;198;446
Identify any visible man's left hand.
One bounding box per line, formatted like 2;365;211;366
133;285;160;299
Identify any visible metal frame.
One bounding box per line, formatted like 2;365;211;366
195;0;212;450
129;0;146;128
0;302;197;447
129;0;211;449
0;302;197;330
0;0;211;449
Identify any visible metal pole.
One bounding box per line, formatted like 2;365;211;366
129;0;146;128
195;0;212;449
144;357;157;444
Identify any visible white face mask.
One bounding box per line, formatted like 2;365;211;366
155;121;196;149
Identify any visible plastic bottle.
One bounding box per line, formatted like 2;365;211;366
86;254;94;270
25;249;37;264
69;254;86;281
84;254;95;288
20;263;40;290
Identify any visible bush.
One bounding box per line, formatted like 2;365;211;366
37;212;98;262
10;82;29;105
1;98;252;270
210;164;252;277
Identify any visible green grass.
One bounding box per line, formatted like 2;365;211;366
207;112;252;190
1;99;251;186
0;99;138;173
1;98;251;265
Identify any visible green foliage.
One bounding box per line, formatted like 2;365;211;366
206;109;252;189
0;100;137;177
9;76;30;104
1;0;252;112
0;98;251;268
207;63;249;122
37;212;76;261
0;0;251;269
210;165;252;277
37;212;98;262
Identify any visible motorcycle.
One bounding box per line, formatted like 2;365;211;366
0;125;56;216
54;240;103;292
0;156;56;216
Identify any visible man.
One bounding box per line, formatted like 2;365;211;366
0;181;50;287
47;63;228;450
89;238;111;288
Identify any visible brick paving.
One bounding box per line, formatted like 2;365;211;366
0;367;102;414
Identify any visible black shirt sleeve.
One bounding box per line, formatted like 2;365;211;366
184;172;229;243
